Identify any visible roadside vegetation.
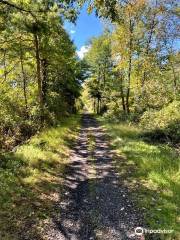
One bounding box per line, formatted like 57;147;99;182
0;115;81;240
0;0;85;151
98;117;180;239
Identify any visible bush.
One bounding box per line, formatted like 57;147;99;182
0;118;38;151
139;101;180;144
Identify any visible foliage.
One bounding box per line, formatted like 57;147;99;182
82;0;180;117
0;0;84;150
140;101;180;144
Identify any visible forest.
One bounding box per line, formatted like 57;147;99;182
0;0;85;150
0;0;179;240
82;1;179;144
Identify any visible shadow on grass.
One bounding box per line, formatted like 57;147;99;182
105;122;180;239
140;120;180;145
0;115;81;240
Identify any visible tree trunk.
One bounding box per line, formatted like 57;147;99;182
141;7;157;95
103;62;106;88
41;58;48;104
126;59;132;114
99;98;102;114
20;43;28;118
119;73;126;113
97;97;100;114
34;33;44;123
93;98;96;113
126;18;133;114
170;60;178;97
3;49;7;83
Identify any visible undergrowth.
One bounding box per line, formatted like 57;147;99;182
0;115;81;240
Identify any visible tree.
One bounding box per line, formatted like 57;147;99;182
0;0;83;149
82;0;179;118
84;33;112;114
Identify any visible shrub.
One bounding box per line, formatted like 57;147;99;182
139;101;180;144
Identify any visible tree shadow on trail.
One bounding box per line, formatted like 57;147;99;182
50;114;144;240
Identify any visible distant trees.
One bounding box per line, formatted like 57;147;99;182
83;33;112;114
83;0;179;117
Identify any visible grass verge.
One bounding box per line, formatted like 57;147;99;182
0;115;81;240
98;118;180;240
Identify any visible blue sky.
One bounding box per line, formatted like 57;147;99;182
64;5;103;58
64;6;180;58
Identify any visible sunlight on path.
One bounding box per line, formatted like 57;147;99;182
42;114;144;240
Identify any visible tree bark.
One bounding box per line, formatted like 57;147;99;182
20;42;28;118
141;5;157;94
119;73;126;113
97;97;101;114
34;33;44;123
103;62;106;88
170;60;178;97
3;49;7;82
41;58;48;104
126;18;133;114
93;98;96;113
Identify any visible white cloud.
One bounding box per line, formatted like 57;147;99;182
70;30;76;34
77;45;90;59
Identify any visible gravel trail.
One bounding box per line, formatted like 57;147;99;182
44;114;144;240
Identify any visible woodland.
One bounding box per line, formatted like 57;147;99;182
0;0;179;240
82;1;180;144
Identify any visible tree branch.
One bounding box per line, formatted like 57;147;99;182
0;0;36;19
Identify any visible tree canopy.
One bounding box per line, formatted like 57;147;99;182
0;0;84;149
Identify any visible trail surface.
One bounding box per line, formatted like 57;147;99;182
45;114;143;240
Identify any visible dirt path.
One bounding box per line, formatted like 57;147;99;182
44;114;144;240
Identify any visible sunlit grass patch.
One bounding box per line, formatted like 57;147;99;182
100;119;180;239
0;115;81;240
